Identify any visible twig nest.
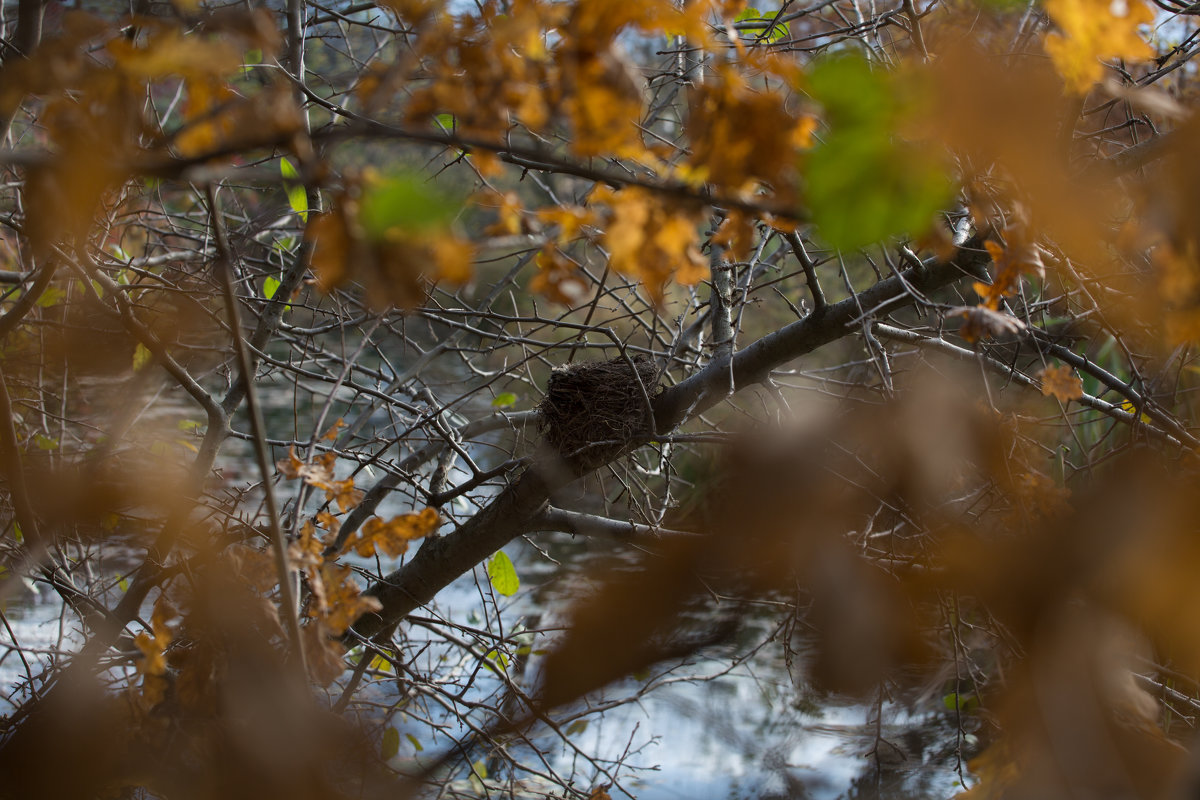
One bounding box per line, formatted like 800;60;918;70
537;355;659;469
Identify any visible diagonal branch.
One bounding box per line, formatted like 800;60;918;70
351;238;991;639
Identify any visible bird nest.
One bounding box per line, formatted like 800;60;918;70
537;355;659;470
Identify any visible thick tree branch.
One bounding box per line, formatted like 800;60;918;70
352;239;991;639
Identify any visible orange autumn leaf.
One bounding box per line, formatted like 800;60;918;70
403;2;558;134
133;593;180;706
536;204;596;245
592;185;708;303
531;245;590;306
320;419;346;441
275;447;362;510
482;191;526;237
712;210;756;261
313;563;383;635
134;632;167;676
560;48;646;158
1039;363;1084;403
307;209;354;294
302;622;348;687
343;507;440;558
288;520;325;570
327;478;365;513
276;446;305;479
687;65;804;201
1044;0;1155;93
149;595;179;647
976;229;1045;310
229;544;280;593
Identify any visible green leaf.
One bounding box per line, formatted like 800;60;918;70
358;173;459;241
565;719;589;736
491;392;518;408
486;551;519;596
735;8;788;41
118;577;129;592
177;419;204;433
263;275;282;300
381;727;400;760
13;522;22;544
33;434;57;451
804;54;952;250
405;732;423;752
244;48;263;65
765;19;789;43
483;648;509;673
369;653;393;673
90;279;105;298
807;54;891;126
280;159;308;222
435;113;455;131
36;286;66;308
133;343;153;372
942;692;980;713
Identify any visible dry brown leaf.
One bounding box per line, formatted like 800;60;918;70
1038;363;1084;403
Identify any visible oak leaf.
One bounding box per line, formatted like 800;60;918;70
288;520;325;571
951;305;1026;343
592;185;708;303
712;210;756;261
313;563;383;636
1038;363;1084;403
343;508;440;558
1044;0;1154;93
531;245;590;306
302;623;347;687
687;65;804;200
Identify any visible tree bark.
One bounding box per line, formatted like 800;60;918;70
351;239;991;639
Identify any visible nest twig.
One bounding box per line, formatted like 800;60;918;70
537;355;659;470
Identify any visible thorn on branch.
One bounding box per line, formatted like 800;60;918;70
786;232;826;317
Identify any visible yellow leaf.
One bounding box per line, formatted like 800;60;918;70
1118;399;1152;423
133;343;153;372
1044;0;1154;93
596;186;708;302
